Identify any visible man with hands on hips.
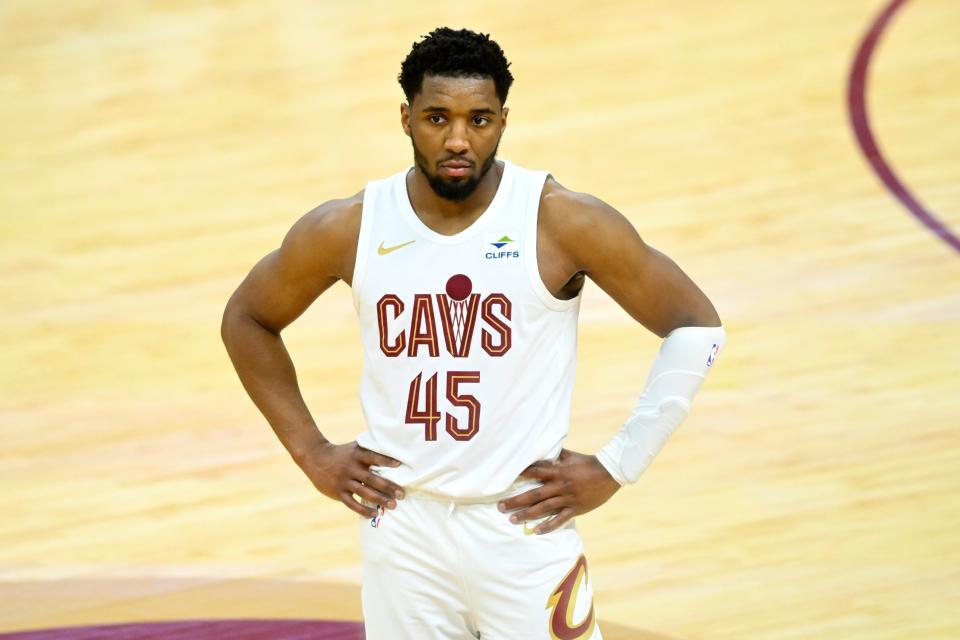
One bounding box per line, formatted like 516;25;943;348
223;26;724;639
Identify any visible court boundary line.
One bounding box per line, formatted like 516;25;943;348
847;0;960;254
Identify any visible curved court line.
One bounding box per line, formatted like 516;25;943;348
847;0;960;254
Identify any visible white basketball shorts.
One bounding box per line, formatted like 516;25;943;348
359;489;603;639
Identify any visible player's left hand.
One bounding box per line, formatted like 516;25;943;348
498;449;621;535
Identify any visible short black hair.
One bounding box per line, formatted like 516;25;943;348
398;27;514;106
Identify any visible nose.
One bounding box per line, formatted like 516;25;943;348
444;121;470;155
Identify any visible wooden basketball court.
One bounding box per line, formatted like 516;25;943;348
1;0;958;637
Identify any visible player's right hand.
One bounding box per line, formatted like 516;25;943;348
296;440;405;518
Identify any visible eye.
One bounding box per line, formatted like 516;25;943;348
473;116;490;127
428;114;445;124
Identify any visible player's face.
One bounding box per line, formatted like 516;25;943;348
401;74;508;202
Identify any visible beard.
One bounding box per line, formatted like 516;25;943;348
410;134;500;202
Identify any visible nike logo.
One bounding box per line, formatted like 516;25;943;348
377;240;415;255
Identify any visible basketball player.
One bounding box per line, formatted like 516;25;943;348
222;28;725;639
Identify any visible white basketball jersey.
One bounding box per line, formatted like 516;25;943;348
352;160;581;498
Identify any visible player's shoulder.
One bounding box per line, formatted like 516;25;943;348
279;190;364;281
291;190;365;244
538;177;633;246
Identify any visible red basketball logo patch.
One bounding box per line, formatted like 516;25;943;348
445;274;473;301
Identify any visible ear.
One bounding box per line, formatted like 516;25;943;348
500;106;509;133
400;102;411;137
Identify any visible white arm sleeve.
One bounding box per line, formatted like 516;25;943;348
594;325;726;485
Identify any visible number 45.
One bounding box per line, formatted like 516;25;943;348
405;371;480;441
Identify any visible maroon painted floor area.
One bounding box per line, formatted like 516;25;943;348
0;620;365;640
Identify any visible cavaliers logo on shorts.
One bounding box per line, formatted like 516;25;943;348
546;554;596;640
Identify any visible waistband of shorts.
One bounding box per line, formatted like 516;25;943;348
404;479;541;505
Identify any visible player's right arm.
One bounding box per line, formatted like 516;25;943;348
220;194;404;518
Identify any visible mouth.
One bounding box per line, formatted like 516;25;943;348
438;160;473;178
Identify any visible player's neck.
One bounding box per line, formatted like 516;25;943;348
406;161;504;234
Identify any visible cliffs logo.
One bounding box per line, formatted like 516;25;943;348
486;235;520;260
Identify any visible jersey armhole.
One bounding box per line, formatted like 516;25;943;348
351;185;377;311
523;173;583;312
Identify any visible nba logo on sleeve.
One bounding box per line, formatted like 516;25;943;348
707;343;720;367
484;230;521;262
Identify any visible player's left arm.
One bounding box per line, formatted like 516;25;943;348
543;182;721;334
498;182;725;534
